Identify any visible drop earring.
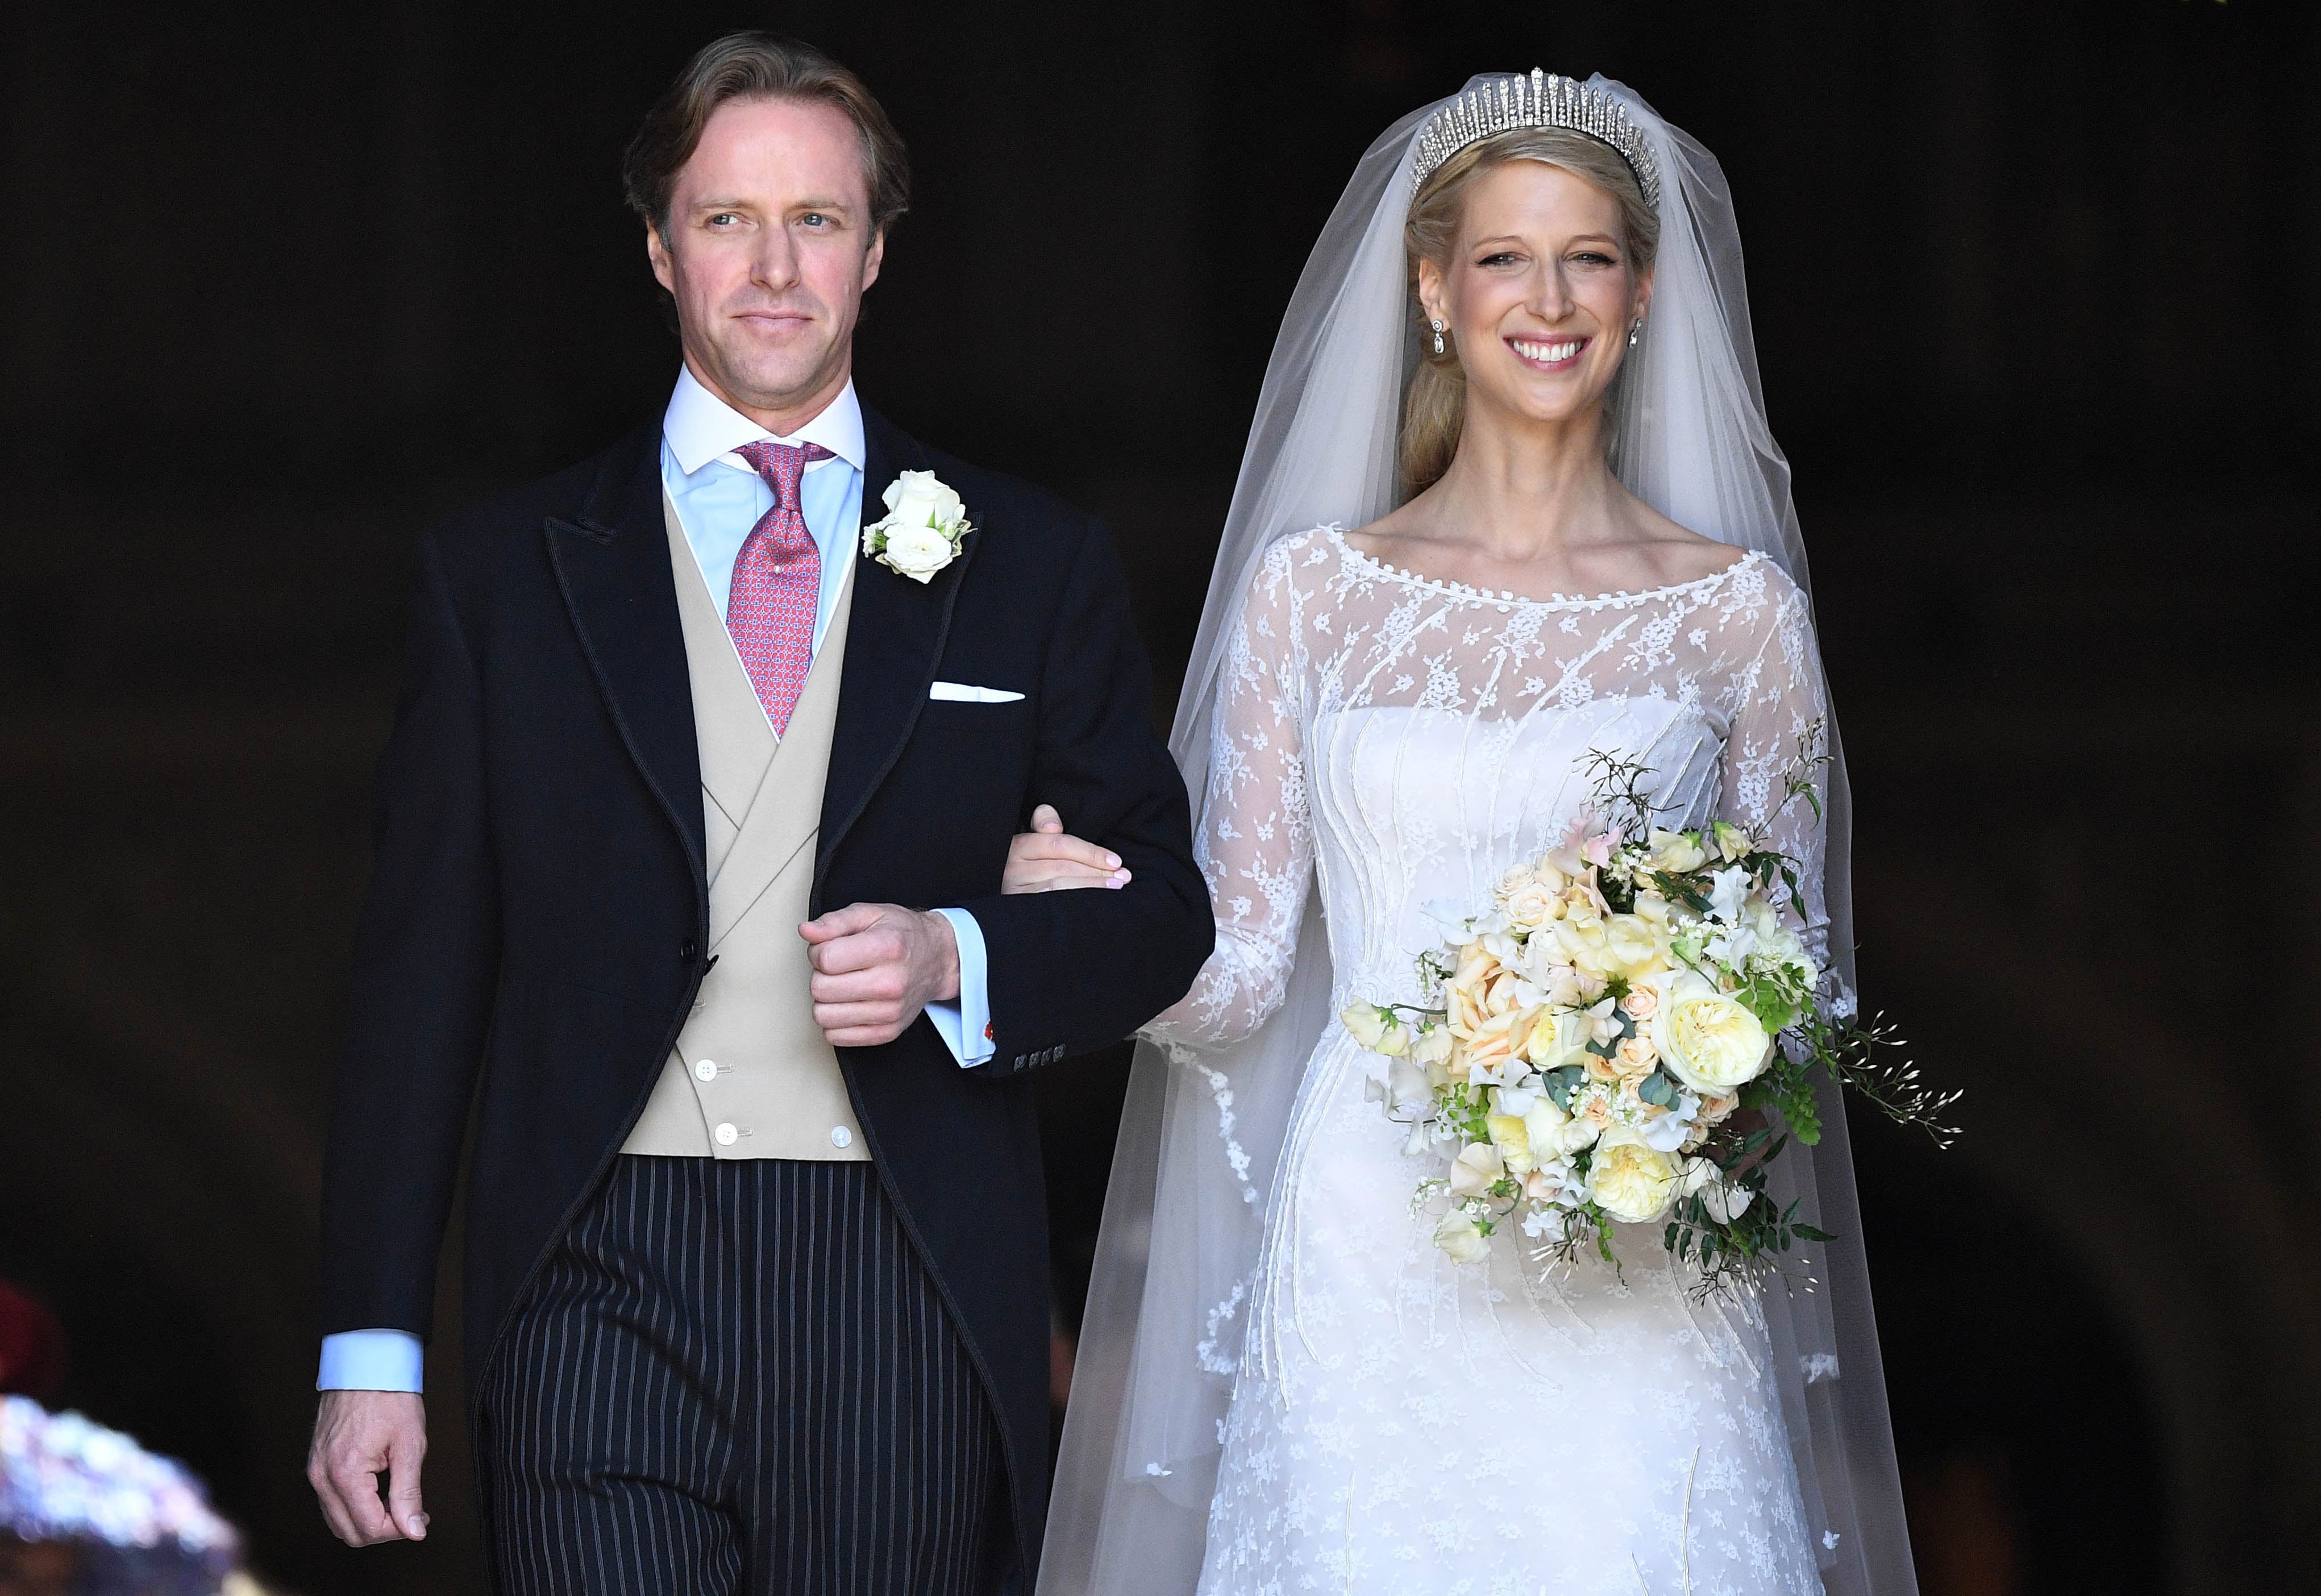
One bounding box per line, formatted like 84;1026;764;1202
1628;318;1642;348
1430;318;1446;356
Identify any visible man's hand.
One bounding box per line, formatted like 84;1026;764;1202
1003;805;1130;894
801;903;960;1046
307;1390;428;1547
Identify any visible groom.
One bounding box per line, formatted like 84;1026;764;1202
305;32;1210;1594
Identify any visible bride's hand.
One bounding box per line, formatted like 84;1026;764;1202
1004;805;1131;893
1727;1107;1773;1176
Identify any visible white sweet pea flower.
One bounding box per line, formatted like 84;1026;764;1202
1746;900;1808;970
1679;1157;1754;1223
1494;1081;1541;1117
1638;1090;1701;1152
1703;1180;1756;1224
1417;898;1475;942
1448;1141;1505;1198
1386;1057;1433;1116
1708;864;1753;926
1704;922;1760;967
1341;1001;1397;1051
1433;1207;1492;1264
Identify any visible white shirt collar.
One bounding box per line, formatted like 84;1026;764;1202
662;364;867;477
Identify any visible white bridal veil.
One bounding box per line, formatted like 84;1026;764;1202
1039;74;1914;1595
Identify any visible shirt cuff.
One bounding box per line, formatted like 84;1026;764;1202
317;1330;425;1393
926;907;995;1067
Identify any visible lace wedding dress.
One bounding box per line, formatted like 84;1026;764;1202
1036;75;1915;1596
1145;526;1831;1594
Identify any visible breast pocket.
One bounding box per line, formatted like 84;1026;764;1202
913;695;1035;745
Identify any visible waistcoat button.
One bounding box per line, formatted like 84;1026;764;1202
714;1122;739;1146
694;1059;718;1082
830;1125;854;1149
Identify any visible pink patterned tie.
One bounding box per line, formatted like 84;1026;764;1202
726;440;832;735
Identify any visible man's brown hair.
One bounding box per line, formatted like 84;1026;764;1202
622;32;910;244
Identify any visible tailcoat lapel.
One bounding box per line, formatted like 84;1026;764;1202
544;421;707;880
816;405;979;897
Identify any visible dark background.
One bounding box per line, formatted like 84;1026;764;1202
3;3;2315;1593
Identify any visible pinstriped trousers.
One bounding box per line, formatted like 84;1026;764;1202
477;1156;1005;1595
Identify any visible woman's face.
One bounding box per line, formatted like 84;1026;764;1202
1419;159;1651;431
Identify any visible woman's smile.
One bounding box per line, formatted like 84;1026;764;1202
1506;333;1588;371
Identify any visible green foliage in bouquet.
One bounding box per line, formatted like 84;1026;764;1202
1351;725;1959;1300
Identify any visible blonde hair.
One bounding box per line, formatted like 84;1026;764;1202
1399;128;1660;493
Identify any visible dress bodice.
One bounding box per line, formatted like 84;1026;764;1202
1153;526;1832;1050
1311;697;1724;1001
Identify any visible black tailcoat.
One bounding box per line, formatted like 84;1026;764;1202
317;404;1213;1576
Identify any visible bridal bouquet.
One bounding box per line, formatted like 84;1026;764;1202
1342;732;1955;1296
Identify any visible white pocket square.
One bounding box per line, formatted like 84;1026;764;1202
929;681;1025;703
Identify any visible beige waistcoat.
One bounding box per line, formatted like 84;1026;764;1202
620;491;868;1162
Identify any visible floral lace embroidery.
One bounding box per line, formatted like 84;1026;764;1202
1145;527;1833;1594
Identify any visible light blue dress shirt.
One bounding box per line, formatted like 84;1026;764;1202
318;371;993;1394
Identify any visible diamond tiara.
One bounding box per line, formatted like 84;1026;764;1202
1411;70;1659;212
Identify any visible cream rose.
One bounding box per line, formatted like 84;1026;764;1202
1501;878;1562;931
1613;1034;1659;1077
1523;1008;1587;1071
1648;971;1773;1095
1601;913;1667;979
1590;1132;1681;1224
1621;984;1660;1022
1486;1113;1535;1175
1551;917;1607;978
1525;1094;1598;1158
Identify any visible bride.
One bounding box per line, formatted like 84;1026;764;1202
1013;73;1915;1594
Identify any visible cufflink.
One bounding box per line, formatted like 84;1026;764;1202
984;1020;995;1041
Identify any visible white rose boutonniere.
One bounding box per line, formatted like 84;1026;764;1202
862;469;971;583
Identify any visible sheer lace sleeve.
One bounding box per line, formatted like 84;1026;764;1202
1719;570;1833;967
1145;539;1315;1049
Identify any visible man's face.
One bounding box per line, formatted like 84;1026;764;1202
649;95;883;424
